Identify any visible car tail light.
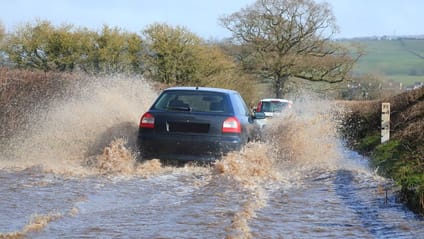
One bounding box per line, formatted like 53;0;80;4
140;112;155;128
256;101;262;112
222;117;241;133
288;100;293;109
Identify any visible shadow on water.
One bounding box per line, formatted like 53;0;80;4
334;169;402;237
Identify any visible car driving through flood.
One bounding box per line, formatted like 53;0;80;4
137;86;265;162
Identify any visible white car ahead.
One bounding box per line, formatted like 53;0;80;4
254;98;293;129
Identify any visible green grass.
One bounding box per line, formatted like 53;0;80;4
344;38;424;86
386;75;424;86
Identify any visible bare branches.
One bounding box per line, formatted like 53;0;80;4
220;0;360;97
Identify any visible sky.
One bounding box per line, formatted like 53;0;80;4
1;0;424;39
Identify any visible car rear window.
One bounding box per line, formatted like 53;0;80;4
152;90;230;113
259;101;288;112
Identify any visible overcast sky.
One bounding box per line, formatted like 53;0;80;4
2;0;423;39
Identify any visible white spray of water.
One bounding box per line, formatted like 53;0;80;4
0;74;157;175
214;93;384;238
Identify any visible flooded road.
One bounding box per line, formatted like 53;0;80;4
1;151;423;239
1;76;423;238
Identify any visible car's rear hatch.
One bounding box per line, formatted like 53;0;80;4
154;111;225;136
139;89;243;160
146;111;238;158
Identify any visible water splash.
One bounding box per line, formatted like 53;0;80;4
214;93;379;238
214;143;278;238
86;138;137;176
0;75;415;238
0;74;157;176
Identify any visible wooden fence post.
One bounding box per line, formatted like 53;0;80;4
381;102;390;143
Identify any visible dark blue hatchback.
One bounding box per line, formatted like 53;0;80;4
137;86;263;162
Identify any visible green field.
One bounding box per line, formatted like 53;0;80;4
345;38;424;87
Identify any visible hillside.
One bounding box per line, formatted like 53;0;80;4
344;38;424;88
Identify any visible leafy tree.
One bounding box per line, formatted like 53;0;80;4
3;20;56;70
142;23;202;85
2;20;143;73
197;43;257;104
44;25;80;71
142;23;257;102
220;0;362;98
76;25;143;73
94;25;143;73
126;33;144;73
2;20;80;71
142;23;235;86
71;27;98;72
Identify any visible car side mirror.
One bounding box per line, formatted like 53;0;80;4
253;112;266;119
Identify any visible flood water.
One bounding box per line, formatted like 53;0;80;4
1;76;423;238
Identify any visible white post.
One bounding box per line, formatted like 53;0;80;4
381;103;390;143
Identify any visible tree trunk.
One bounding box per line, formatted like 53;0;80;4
274;74;288;98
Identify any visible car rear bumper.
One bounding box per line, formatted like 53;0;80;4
137;132;243;161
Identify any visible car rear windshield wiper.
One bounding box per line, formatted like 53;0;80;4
167;106;192;112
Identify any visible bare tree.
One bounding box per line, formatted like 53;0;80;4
220;0;362;98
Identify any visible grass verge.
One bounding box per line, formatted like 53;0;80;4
340;87;424;215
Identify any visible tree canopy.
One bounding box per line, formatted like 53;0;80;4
1;20;143;73
0;0;367;103
141;23;256;102
142;23;202;85
220;0;362;98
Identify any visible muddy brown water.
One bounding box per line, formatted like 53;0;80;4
1;76;423;238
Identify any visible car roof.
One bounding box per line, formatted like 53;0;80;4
260;98;291;102
164;86;238;94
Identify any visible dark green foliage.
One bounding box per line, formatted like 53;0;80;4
357;133;381;153
376;141;423;215
372;140;401;176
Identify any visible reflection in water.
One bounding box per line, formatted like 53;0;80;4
1;76;423;238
